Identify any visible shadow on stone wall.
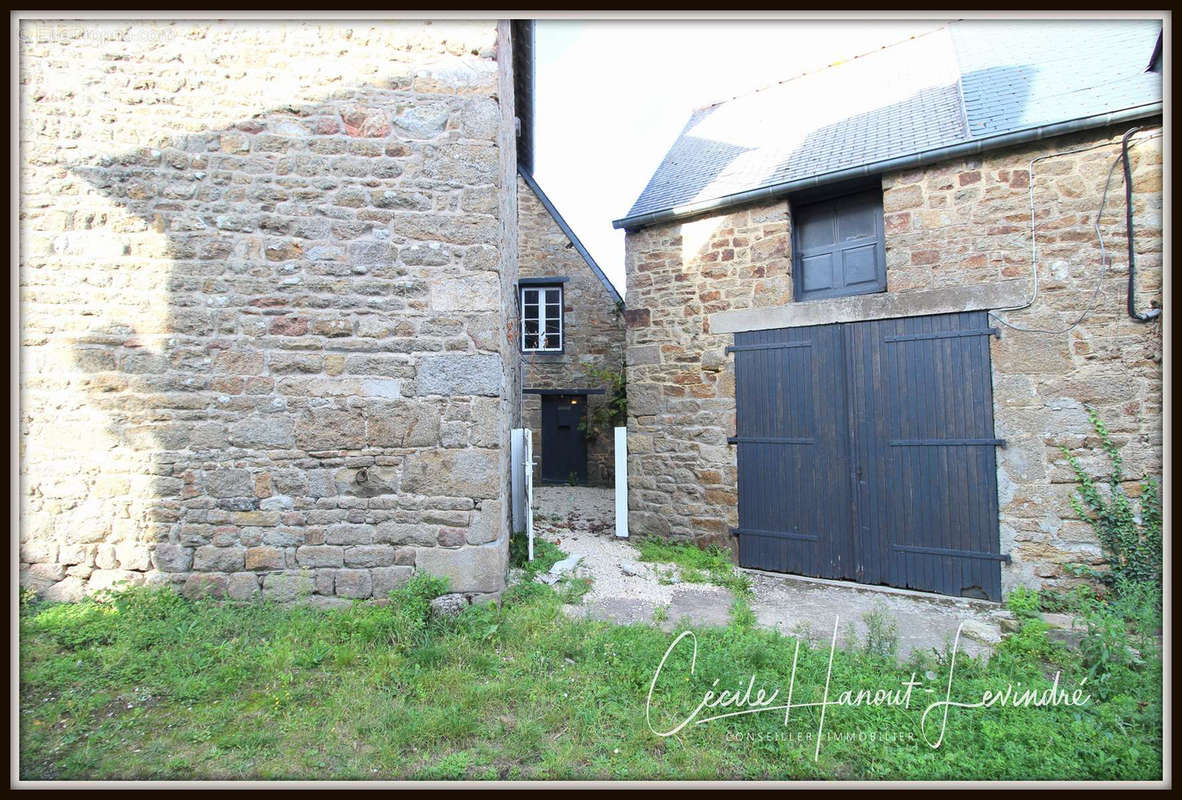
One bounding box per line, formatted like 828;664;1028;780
24;85;508;603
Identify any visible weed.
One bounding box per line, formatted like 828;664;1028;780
788;622;818;647
1005;586;1041;619
1061;407;1162;593
509;534;565;579
996;615;1058;665
860;605;899;661
729;596;756;630
556;577;592;605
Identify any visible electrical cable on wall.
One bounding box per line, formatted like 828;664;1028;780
989;128;1163;335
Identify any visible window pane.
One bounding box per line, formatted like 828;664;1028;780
523;304;539;319
545;318;559;334
797;207;835;251
801;253;834;292
841;243;879;286
524;334;540;350
545;288;560;304
837;201;878;241
543;334;560;349
524;320;539;335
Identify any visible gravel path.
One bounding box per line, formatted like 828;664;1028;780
524;486;1009;656
529;487;729;628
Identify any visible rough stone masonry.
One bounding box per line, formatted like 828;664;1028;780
517;175;627;487
624;124;1163;595
19;20;521;605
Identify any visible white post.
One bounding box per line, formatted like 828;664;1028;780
614;426;628;538
524;429;534;559
510;428;524;533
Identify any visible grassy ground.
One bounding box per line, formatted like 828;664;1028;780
634;538;753;596
18;547;1162;782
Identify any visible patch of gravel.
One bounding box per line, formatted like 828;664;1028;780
529;486;722;612
529;486;615;536
522;486;1010;656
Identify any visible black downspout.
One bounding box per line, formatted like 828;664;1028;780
1122;127;1162;322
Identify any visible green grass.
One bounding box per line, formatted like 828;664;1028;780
635;538;753;597
509;532;565;580
556;577;593;606
18;577;1162;781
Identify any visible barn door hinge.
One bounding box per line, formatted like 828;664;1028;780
892;544;1012;564
730;527;819;542
888;438;1007;447
725;341;812;354
883;327;1000;343
727;436;815;445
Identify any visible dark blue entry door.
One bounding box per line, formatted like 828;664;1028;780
540;394;588;483
730;311;1004;601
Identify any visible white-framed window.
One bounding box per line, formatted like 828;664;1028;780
521;284;563;352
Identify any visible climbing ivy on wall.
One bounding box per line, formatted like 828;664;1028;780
1061;407;1162;595
578;363;627;441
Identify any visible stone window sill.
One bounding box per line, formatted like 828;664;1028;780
709;280;1030;334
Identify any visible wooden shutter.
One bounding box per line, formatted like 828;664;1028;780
793;190;886;301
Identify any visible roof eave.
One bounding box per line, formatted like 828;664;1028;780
612;102;1163;233
519;166;624;306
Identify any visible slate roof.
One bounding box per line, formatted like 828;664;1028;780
519;167;624;305
618;19;1162;227
952;20;1162;136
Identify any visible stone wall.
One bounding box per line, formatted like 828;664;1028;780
624;124;1163;593
19;19;520;605
625;202;792;545
517;175;626;486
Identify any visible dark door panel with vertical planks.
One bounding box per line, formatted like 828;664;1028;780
732;311;1003;601
541;394;588;483
730;325;854;581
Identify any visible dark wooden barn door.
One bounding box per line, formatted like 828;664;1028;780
730;326;855;580
540;394;588;483
731;311;1003;601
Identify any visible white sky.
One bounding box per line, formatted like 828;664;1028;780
532;19;952;297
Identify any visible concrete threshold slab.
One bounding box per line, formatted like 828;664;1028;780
738;566;1001;611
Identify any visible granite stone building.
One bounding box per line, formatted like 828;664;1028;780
18;19;537;605
517;168;626;487
615;20;1164;600
17;17;1165;609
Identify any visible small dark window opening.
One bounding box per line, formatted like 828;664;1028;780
791;187;886;301
521;284;563;352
